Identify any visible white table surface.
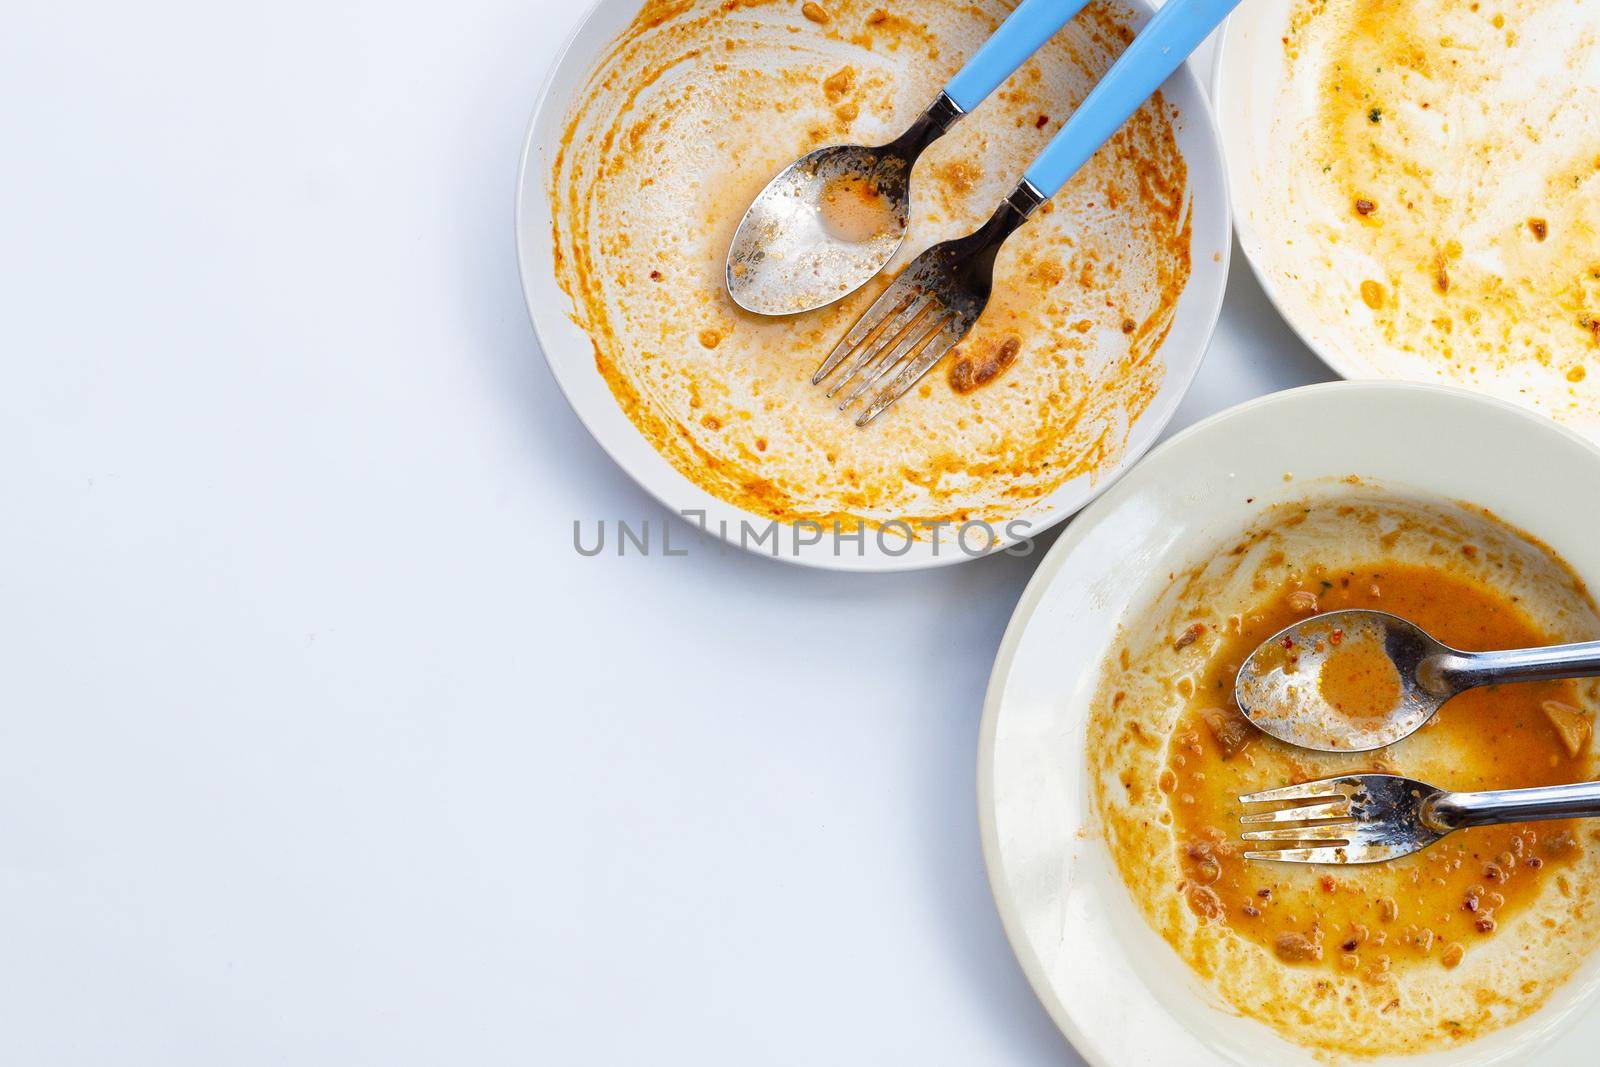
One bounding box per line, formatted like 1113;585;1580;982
1;2;1331;1062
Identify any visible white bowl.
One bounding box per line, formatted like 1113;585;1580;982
515;0;1233;571
977;381;1600;1065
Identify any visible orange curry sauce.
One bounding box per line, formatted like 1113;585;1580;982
1169;563;1589;977
1317;627;1403;720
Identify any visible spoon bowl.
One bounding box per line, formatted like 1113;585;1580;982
724;141;916;316
1234;610;1447;752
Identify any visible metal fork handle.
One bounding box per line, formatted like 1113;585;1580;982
1020;0;1242;198
1423;779;1600;831
1425;640;1600;693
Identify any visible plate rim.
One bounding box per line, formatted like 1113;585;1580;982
1208;3;1364;383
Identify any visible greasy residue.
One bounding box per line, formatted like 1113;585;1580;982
1266;0;1600;432
1087;488;1600;1055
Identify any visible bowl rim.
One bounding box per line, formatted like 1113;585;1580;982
976;378;1600;1065
1207;6;1397;385
514;0;1236;572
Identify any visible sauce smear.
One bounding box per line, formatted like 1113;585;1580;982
1171;562;1588;978
1317;628;1402;719
818;175;896;244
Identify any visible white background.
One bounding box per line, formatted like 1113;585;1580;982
1;2;1329;1063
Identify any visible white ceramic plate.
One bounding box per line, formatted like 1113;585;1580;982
978;382;1600;1066
515;0;1232;571
1212;1;1600;440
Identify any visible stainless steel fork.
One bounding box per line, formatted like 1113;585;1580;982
813;0;1240;426
1238;773;1600;864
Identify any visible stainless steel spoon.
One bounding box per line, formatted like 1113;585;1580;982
1234;609;1600;752
724;0;1092;317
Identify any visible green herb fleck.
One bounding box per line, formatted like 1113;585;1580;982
1368;107;1383;123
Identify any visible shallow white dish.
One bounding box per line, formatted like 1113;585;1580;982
977;382;1600;1065
515;0;1233;571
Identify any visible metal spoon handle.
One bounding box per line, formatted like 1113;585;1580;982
1429;640;1600;692
1424;779;1600;831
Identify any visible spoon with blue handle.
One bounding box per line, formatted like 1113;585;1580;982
725;0;1093;316
813;0;1242;425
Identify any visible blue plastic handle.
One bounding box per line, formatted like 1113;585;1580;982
943;0;1092;113
1022;0;1240;198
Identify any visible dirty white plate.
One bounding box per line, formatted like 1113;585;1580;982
1212;1;1600;440
515;0;1232;570
978;382;1600;1065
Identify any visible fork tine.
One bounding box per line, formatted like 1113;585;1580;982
856;318;967;426
1238;778;1349;804
824;292;934;397
837;311;952;410
1243;846;1353;864
1238;799;1351;825
813;285;919;385
1240;824;1354;843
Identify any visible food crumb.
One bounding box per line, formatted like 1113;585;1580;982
801;1;830;23
948;336;1021;394
822;66;855;100
1354;197;1376;216
1274;931;1322;963
1529;217;1548;241
1541;700;1591;757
